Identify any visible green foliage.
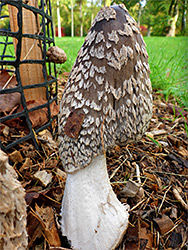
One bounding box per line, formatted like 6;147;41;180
0;4;9;29
178;108;188;136
114;0;139;9
140;0;188;36
146;135;162;149
51;0;102;36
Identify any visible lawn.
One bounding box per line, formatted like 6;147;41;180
55;36;188;108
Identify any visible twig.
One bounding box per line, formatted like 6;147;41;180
142;191;154;210
149;170;188;178
163;219;182;236
132;162;141;184
2;73;15;89
173;188;188;210
110;157;128;180
130;197;147;211
125;146;133;159
49;248;71;250
179;227;188;250
158;185;171;214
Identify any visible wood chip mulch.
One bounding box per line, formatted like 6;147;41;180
1;82;187;250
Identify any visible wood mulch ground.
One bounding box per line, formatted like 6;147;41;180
1;75;187;250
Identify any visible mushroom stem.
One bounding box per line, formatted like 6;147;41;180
61;154;129;250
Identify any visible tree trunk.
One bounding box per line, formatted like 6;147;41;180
167;11;178;36
167;0;179;37
137;3;142;29
103;0;111;6
71;0;74;37
181;0;187;34
79;0;83;37
57;0;62;37
147;25;151;36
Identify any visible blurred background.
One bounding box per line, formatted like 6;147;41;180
49;0;187;37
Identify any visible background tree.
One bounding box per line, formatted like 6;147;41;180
141;0;170;36
78;0;83;37
167;0;179;36
141;0;188;36
57;0;62;37
50;0;187;36
181;0;187;34
71;0;74;37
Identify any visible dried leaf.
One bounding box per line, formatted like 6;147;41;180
167;135;181;148
38;129;57;151
143;171;156;182
27;211;43;247
19;157;32;172
125;226;139;250
173;188;188;210
178;147;188;159
18;99;59;128
55;168;67;181
64;111;85;139
8;150;23;163
34;170;52;187
0;70;21;113
2;125;9;137
25;192;40;206
139;227;153;248
120;180;140;198
35;205;61;247
170;207;178;219
146;129;167;137
167;231;182;248
167;103;187;117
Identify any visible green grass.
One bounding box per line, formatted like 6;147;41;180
1;36;187;107
55;37;85;74
55;36;188;108
144;37;188;108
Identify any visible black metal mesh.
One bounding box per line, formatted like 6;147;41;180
0;0;58;151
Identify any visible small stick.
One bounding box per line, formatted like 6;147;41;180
130;197;147;211
110;157;128;180
142;191;154;210
158;185;171;214
179;227;188;250
163;219;182;236
173;188;188;210
132;162;141;184
150;170;188;178
49;248;72;250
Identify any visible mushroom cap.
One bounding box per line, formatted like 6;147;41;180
59;4;152;173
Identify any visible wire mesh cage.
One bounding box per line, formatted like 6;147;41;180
0;0;58;151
